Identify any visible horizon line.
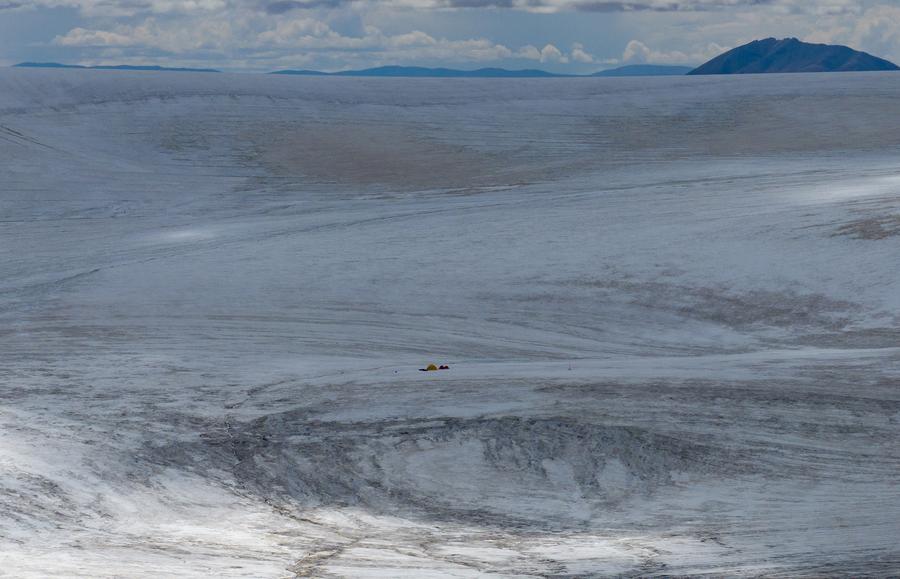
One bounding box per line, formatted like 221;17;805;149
10;62;697;78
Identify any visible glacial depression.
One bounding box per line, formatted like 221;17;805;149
1;69;899;577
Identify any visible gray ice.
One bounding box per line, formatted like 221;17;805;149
1;68;899;577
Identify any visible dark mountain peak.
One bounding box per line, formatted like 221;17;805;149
689;38;899;75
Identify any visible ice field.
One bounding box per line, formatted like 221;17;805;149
1;68;899;576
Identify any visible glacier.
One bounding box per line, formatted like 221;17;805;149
1;68;899;577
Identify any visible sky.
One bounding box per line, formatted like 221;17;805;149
1;0;899;72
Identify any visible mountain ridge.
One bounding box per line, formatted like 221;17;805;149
689;38;899;75
15;62;697;78
14;62;220;73
272;66;570;77
592;64;692;77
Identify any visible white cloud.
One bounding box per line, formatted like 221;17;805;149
806;4;900;61
55;17;236;51
54;14;534;67
14;0;230;17
620;38;724;64
515;45;543;60
570;42;593;63
17;0;900;71
55;27;136;47
539;43;568;63
256;18;333;45
622;39;651;63
6;0;873;16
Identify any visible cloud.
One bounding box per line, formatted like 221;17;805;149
51;9;607;70
539;43;568;62
262;0;347;12
55;27;136;47
5;0;870;15
1;0;229;17
55;16;238;51
622;39;652;62
53;13;560;67
255;17;333;44
621;38;725;64
570;42;594;62
805;4;900;61
445;0;515;7
515;45;542;60
433;0;863;14
16;0;900;73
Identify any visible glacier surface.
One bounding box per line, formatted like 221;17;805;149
1;68;899;577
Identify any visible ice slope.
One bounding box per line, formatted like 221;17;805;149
1;68;899;577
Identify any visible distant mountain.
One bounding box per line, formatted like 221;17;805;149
269;69;328;76
593;64;692;77
13;62;86;69
14;62;220;73
689;38;899;75
272;66;567;78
